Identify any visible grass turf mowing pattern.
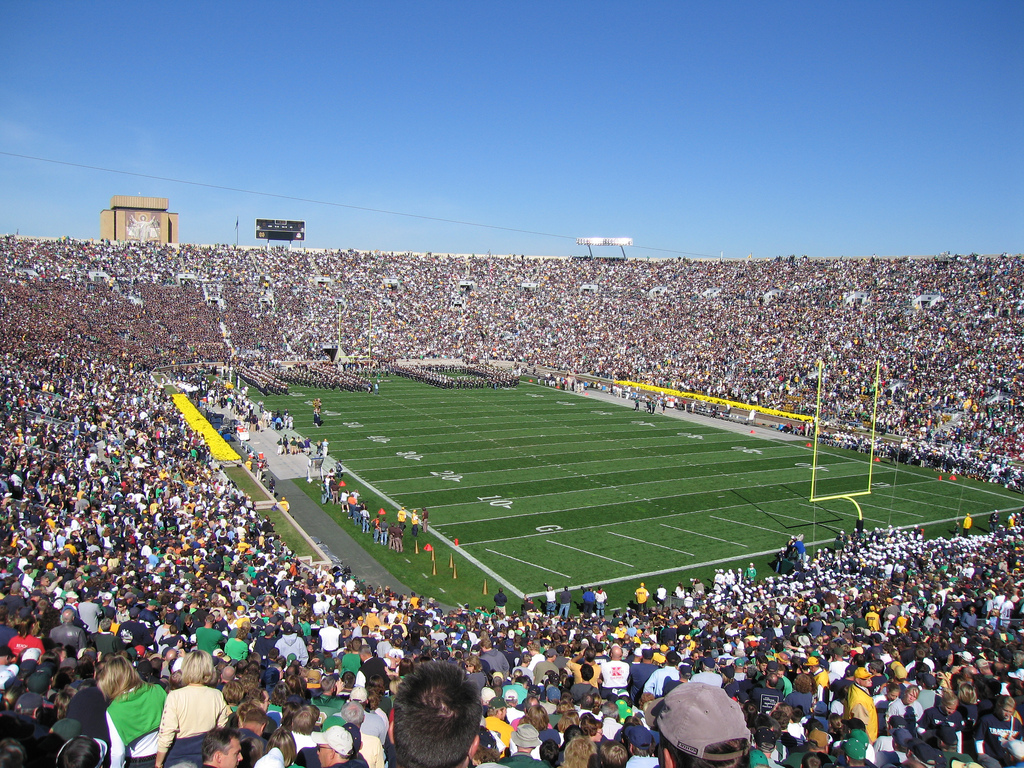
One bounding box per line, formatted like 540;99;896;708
260;379;1022;608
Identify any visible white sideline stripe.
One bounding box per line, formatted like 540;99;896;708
342;466;526;598
660;524;747;546
546;540;632;567
709;515;791;535
485;549;570;579
609;531;693;557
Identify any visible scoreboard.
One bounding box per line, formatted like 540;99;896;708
256;219;305;241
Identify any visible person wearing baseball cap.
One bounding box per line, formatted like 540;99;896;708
623;725;658;768
312;726;358;766
654;683;750;768
843;669;878;742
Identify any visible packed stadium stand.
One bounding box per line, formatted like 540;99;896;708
0;234;1021;767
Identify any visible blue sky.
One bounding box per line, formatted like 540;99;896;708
1;2;1021;258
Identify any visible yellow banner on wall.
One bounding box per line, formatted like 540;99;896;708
615;381;812;423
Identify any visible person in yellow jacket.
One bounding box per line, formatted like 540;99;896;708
844;668;878;741
962;512;972;537
865;606;881;632
635;582;650;612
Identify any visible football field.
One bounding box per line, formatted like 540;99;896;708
258;378;1022;608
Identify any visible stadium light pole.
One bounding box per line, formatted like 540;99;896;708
336;298;347;359
576;237;633;259
367;308;373;369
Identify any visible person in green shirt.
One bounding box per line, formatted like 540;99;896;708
311;675;345;719
224;623;250;662
195;614;225;655
340;638;363;676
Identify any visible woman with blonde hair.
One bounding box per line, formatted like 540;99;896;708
155;650;231;768
555;710;580;735
561;735;597;768
99;655;167;768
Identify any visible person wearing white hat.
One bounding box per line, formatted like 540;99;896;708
312;726;357;767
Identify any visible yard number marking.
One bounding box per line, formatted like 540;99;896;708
396;451;423;461
431;470;463;482
479;495;513;508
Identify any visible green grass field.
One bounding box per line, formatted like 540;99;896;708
258;378;1022;610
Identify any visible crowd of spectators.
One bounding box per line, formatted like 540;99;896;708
3;237;1023;464
0;233;1023;766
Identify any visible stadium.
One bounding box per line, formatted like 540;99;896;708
2;3;1023;766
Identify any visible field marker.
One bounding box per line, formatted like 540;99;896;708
486;549;570;579
608;531;693;557
340;465;526;597
709;515;789;535
546;540;632;567
660;523;747;546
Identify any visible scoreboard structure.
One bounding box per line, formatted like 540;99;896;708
256;219;305;241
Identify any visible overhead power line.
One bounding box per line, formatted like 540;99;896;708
0;150;716;258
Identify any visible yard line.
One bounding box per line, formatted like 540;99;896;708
608;531;693;557
485;549;570;579
546;540;633;567
709;515;791;536
791;500;911;524
426;463;873;521
660;524;747;546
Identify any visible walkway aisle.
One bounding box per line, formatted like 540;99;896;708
238;422;414;597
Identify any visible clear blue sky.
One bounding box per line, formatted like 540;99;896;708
1;2;1021;258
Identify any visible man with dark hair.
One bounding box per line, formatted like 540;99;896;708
654;682;751;768
201;727;242;768
391;660;483;768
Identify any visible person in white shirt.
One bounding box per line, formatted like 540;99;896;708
318;617;342;654
600;645;631;695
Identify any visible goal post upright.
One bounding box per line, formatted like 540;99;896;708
809;359;882;521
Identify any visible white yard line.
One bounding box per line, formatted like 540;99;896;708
609;531;693;557
546;540;633;567
709;515;791;536
485;550;570;579
660;523;747;546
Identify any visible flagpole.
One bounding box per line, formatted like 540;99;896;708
235;217;239;247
